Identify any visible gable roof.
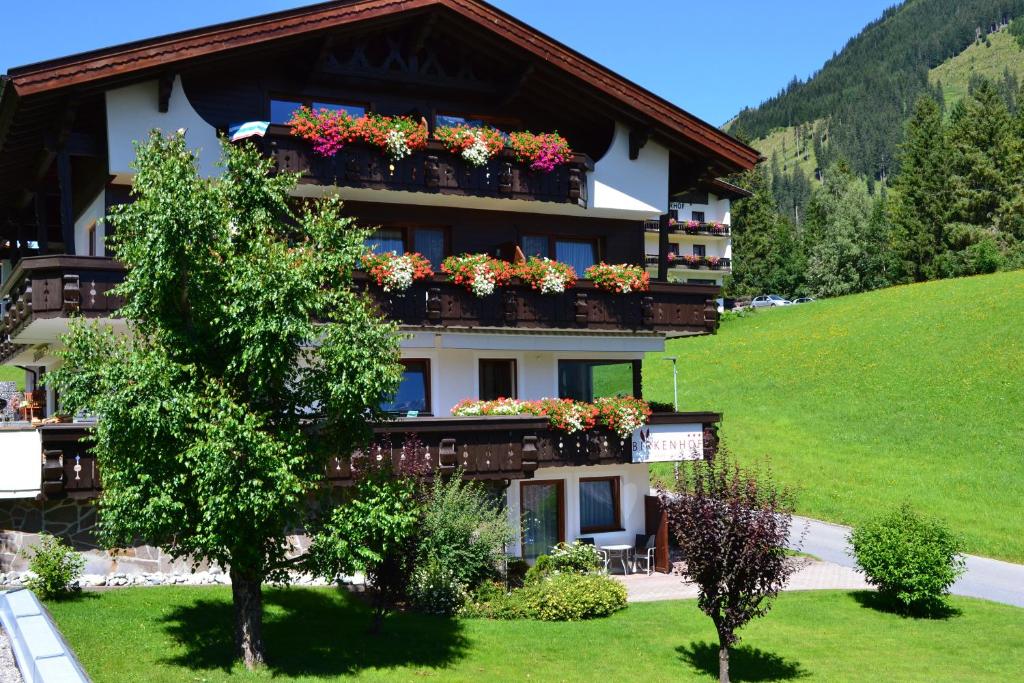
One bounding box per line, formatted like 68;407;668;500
1;0;760;173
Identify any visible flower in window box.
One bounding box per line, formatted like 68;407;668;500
681;254;702;267
594;396;652;439
685;220;701;234
288;106;359;157
435;125;506;167
441;254;515;297
584;263;650;293
508;131;573;172
356;114;429;160
515;257;577;294
361;252;434;292
706;256;721;269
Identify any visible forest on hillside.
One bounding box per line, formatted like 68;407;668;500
727;77;1024;300
728;0;1024;180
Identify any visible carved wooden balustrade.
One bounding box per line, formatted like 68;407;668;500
262;128;592;207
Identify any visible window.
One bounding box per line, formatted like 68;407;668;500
412;228;445;269
558;360;639;402
579;477;621;534
479;359;517;400
269;98;366;124
521;235;550;259
691;211;706;223
555;239;597;275
692;244;706;257
382;360;430;415
86;222;97;257
364;227;448;267
521;480;564;561
364;228;405;255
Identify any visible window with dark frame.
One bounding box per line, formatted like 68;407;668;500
86;222;97;257
478;359;517;401
692;244;706;257
579;476;621;534
381;359;431;415
269;98;367;125
519;236;598;275
557;360;640;402
691;210;706;223
364;227;449;268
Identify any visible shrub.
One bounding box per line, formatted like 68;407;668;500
22;534;85;600
524;541;603;584
521;573;627;621
849;505;966;614
408;559;468;616
462;581;533;620
504;557;529;589
417;472;515;590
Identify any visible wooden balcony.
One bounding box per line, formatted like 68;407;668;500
644;219;731;237
357;274;720;335
261;127;592;206
31;412;721;499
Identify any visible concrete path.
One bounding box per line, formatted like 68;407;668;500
616;559;868;603
789;515;1024;608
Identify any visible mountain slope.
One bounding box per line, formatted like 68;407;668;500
730;0;1024;178
930;25;1024;105
643;270;1024;562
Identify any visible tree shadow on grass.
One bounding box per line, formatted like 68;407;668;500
677;641;808;681
159;587;468;677
850;590;961;620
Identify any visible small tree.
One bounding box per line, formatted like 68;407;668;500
48;132;403;668
660;450;799;683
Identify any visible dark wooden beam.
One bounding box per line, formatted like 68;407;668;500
158;73;174;113
34;190;48;253
65;131;100;157
629;127;651;161
657;213;670;283
56;147;74;255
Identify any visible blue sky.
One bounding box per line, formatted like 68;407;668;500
0;0;897;126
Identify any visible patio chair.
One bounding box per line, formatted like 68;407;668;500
576;537;609;570
632;534;656;575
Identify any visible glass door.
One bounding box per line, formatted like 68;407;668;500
520;480;564;561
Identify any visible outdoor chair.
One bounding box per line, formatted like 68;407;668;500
632;534;656;575
576;537;609;570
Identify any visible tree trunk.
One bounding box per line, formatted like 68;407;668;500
230;568;266;670
718;636;730;683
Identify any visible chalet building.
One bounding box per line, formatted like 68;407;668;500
0;0;758;574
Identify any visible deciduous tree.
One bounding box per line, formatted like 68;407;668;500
48;132;403;669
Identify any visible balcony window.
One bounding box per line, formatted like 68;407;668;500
364;227;447;267
691;211;705;223
412;228;445;269
579;477;621;533
558;360;639;402
521;235;549;260
269;98;366;124
479;359;517;400
693;244;706;257
521;236;598;275
382;360;431;415
365;228;405;254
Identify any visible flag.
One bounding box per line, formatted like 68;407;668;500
228;121;270;142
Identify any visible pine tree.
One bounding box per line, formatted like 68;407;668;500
805;161;871;297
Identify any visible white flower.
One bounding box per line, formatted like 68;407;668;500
385;129;411;160
461;136;492;167
540;268;567;294
381;254;416;292
469;262;496;297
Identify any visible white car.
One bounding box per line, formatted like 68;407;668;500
751;294;792;308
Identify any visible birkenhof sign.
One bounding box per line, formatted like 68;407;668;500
631;423;704;463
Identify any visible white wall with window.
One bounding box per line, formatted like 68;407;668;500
74;190;106;257
506;463;651;560
669;192;732;225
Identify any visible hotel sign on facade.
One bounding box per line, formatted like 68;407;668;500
631;423;704;463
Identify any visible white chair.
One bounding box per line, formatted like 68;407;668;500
632;534;656;575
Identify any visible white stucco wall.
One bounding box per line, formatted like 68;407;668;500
505;462;652;558
397;344;646;416
74;190;106;256
589;122;669;217
106;75;220;179
670;192;732;225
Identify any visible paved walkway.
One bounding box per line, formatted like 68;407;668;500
789;515;1024;608
615;559;868;602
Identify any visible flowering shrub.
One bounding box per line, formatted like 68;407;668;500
436;125;506;167
441;254;515;297
522;573;628;621
361;251;434;292
584;263;650;293
508;131;573;172
594;396;653;439
515;257;577;294
452;397;648;436
357;114;429;160
706;256;721;268
288;106;359;157
408;559;469;616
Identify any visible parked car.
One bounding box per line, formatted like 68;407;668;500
793;297;816;304
750;294;792;308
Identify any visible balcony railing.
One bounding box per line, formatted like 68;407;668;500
645;255;732;271
27;412;722;499
261;127;593;207
644;219;731;236
356;274;719;335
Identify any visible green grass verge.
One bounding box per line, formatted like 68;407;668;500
0;365;22;390
645;271;1024;561
45;587;1024;682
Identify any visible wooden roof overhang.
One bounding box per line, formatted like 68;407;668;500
0;0;759;209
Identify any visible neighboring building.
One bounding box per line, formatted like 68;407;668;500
0;0;758;574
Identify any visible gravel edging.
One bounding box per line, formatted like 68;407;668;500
0;626;22;683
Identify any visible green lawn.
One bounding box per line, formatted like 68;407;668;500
0;365;22;390
930;27;1024;110
645;271;1024;562
45;586;1024;682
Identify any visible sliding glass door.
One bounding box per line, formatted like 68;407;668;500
520;480;564;561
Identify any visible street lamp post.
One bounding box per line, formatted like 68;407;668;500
663;356;678;412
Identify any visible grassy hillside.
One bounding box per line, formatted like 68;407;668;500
644;271;1024;562
930;26;1024;107
751;122;822;179
0;365;22;390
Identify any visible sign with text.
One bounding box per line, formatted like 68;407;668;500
631;423;704;463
